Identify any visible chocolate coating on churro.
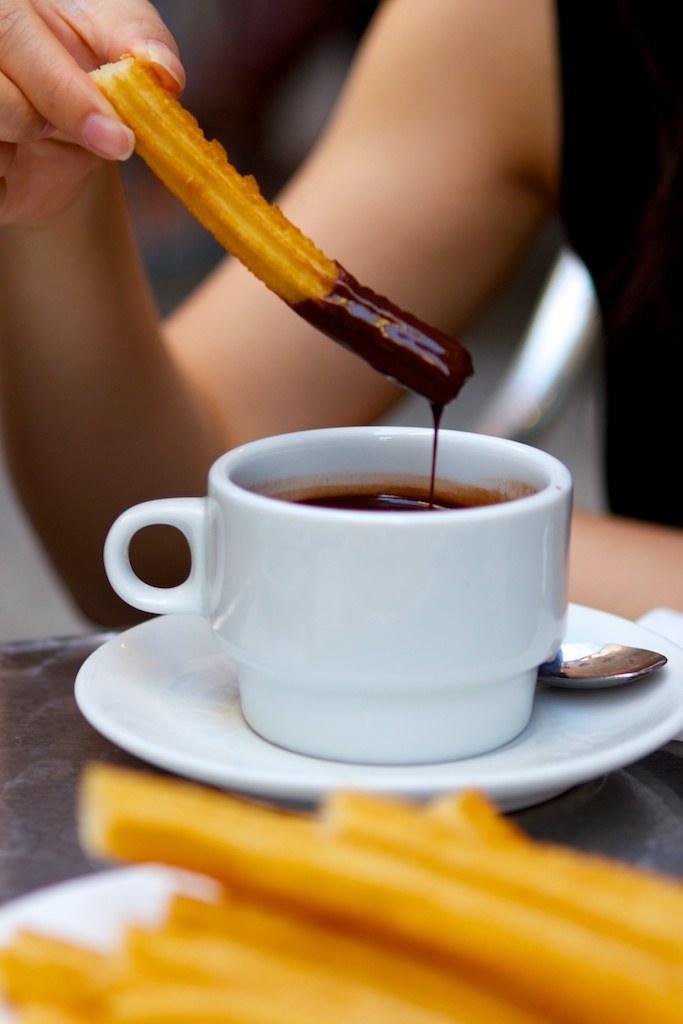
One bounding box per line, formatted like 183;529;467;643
294;266;474;404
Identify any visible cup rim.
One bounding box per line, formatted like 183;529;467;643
209;426;573;520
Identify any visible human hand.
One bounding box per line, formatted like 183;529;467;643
0;0;183;155
0;0;184;222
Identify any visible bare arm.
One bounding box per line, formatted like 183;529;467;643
0;163;223;624
569;510;683;620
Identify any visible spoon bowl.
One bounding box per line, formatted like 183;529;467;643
538;642;667;688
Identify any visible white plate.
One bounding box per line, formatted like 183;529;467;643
0;866;217;1023
75;605;683;811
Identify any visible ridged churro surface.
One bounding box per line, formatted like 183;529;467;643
91;56;337;305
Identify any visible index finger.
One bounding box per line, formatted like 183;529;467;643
39;0;185;90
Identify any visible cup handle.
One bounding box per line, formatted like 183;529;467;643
104;497;207;615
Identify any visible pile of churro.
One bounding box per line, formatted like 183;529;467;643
2;763;683;1022
91;56;473;406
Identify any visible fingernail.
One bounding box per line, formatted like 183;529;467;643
130;40;185;91
82;113;135;161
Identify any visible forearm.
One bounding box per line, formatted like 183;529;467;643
0;162;223;625
569;508;683;620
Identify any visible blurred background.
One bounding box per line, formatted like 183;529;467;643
0;0;603;641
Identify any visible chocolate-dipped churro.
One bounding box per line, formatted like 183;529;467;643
91;57;473;405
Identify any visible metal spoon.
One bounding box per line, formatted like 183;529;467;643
538;642;667;689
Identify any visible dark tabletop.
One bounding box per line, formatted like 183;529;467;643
1;631;683;906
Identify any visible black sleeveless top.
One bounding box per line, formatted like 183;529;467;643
557;1;683;527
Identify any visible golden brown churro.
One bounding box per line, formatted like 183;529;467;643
91;56;473;405
77;765;683;1023
4;764;683;1021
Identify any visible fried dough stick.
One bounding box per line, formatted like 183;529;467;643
135;893;546;1024
119;920;512;1024
92;57;336;307
0;929;106;1010
90;57;473;405
1;909;457;1024
13;1007;91;1024
80;764;683;1024
426;789;528;844
323;790;683;961
106;983;443;1024
0;895;543;1023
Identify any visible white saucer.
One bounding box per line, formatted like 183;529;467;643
74;604;683;811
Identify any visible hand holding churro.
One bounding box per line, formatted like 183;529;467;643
91;56;474;406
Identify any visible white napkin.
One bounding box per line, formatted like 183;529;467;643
636;607;683;743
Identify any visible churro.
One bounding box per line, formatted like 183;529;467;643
4;764;683;1022
76;764;683;1024
91;56;473;405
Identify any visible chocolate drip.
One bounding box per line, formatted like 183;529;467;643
292;266;474;406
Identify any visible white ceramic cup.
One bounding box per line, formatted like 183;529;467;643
104;426;572;764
